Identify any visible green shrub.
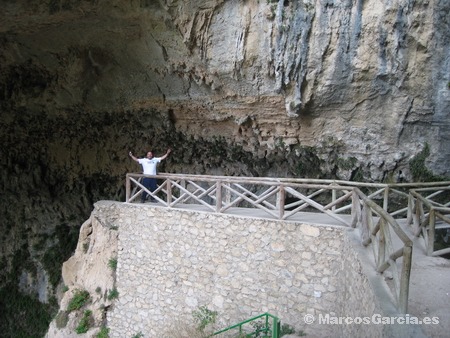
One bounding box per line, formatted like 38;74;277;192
108;257;117;271
107;288;119;300
67;289;90;312
96;325;110;338
280;323;296;336
76;310;92;334
336;156;357;171
192;306;217;332
409;143;444;182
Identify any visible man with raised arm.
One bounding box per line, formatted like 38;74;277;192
129;148;171;202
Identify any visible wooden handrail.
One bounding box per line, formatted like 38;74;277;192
408;187;450;256
129;173;450;217
354;187;412;314
160;172;450;188
124;173;450;314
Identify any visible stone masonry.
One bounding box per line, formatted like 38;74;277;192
96;201;392;337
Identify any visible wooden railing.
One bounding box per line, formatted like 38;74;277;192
407;186;450;257
124;173;450;313
354;188;413;314
126;173;361;225
125;173;448;220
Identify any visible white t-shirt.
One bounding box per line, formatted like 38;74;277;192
138;157;162;175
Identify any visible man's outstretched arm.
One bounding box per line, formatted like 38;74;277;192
128;151;139;162
159;148;172;161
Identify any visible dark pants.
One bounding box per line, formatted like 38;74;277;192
141;177;157;202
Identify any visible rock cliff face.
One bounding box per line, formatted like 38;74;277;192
0;0;449;335
2;0;449;180
46;211;118;338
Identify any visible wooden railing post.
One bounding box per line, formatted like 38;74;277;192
383;186;389;211
167;179;172;206
361;202;371;245
180;179;186;202
278;185;285;220
428;208;435;256
216;181;222;213
331;184;336;212
378;219;386;270
399;245;412;314
414;198;421;234
126;174;131;202
225;182;231;204
406;193;413;226
351;189;360;228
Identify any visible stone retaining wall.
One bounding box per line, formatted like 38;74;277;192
92;201;391;337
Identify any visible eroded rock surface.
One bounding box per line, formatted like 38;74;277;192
2;0;449;180
46;208;118;338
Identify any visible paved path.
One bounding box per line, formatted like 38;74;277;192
402;231;450;338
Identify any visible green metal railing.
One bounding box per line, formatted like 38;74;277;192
212;313;280;338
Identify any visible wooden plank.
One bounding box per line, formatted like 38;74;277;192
377;248;403;273
360;196;412;246
229;183;278;210
284;187;350;225
435;212;450;229
432;247;450;257
168;180;216;211
323;190;353;211
221;186;280;219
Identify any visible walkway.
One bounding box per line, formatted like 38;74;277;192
403;232;450;338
